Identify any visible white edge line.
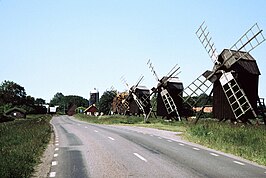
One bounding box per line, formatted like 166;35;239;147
55;148;59;151
167;140;173;142
193;147;200;150
210;153;219;157
54;154;58;157
49;172;56;177
134;153;147;162
52;161;57;166
179;143;184;146
94;130;98;133
108;137;115;141
55;143;59;146
233;161;245;165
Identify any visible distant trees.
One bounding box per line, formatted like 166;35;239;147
0;80;47;120
98;90;117;115
50;92;89;113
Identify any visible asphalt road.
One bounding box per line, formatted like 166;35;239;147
49;115;266;178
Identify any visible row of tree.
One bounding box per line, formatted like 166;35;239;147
50;92;89;113
0;80;47;119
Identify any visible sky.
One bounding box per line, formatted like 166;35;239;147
0;0;266;103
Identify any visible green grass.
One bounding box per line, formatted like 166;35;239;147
185;120;266;166
0;115;52;178
75;114;266;166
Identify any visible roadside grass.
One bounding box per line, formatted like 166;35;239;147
185;120;266;166
75;114;266;166
0;115;52;178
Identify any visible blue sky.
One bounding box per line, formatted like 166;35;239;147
0;0;265;102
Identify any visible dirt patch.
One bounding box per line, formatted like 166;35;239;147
31;132;55;178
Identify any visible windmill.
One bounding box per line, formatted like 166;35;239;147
121;76;151;118
181;22;265;124
145;60;183;121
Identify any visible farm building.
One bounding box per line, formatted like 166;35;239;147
84;104;98;116
4;107;26;118
213;49;260;121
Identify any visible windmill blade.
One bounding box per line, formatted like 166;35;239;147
132;93;147;118
196;21;219;64
121;76;130;89
147;59;160;82
160;88;181;121
219;71;258;120
163;65;181;82
180;73;213;108
134;75;144;88
222;23;265;68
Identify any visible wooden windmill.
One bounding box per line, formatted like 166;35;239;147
144;60;183;121
181;22;265;124
121;76;151;118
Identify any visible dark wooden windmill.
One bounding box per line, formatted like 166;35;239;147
121;76;151;118
144;60;183;121
181;22;265;124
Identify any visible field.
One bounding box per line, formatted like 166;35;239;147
75;114;266;166
0;115;52;178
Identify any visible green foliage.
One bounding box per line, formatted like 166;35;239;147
0;115;52;178
0;80;47;115
98;90;117;114
50;92;89;112
186;121;266;166
0;80;26;106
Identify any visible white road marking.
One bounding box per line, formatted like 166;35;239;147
85;126;88;128
55;140;59;143
49;172;56;177
94;130;99;133
167;140;173;142
134;153;147;162
179;143;184;146
210;153;219;157
55;143;59;146
55;148;59;151
264;171;266;174
158;137;162;139
52;161;58;166
54;154;58;157
233;161;245;165
108;137;115;141
193;147;200;151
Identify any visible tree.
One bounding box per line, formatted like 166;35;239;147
0;80;26;106
50;93;89;113
35;98;46;105
98;90;117;115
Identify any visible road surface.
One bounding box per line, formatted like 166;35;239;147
49;115;266;178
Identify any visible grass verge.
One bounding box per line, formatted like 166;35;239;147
75;114;266;166
0;115;52;178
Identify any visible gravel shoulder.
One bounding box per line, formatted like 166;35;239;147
31;129;55;178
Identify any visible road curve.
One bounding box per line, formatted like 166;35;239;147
49;115;266;178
